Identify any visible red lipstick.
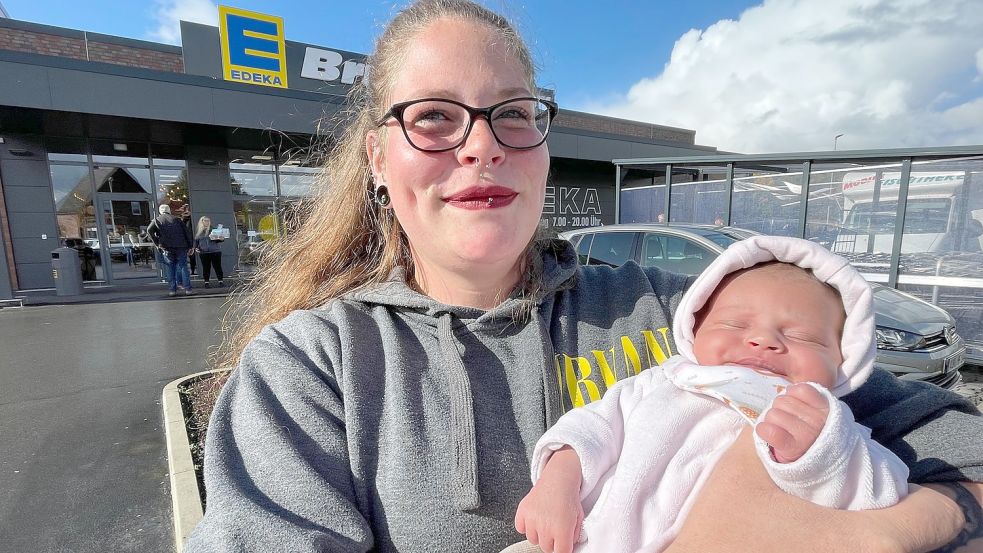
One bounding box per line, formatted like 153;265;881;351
443;185;518;210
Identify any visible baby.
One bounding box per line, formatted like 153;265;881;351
513;236;909;553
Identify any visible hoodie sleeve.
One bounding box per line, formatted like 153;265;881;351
753;384;909;509
841;369;983;483
184;335;373;552
530;367;666;499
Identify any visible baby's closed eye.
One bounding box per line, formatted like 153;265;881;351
784;331;827;345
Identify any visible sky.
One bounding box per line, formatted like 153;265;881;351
5;0;983;154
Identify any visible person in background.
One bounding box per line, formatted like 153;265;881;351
185;1;983;552
194;216;226;288
147;204;193;297
182;204;199;276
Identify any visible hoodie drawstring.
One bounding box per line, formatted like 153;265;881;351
532;307;564;428
436;313;481;511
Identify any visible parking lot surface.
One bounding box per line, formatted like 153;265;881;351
0;296;227;552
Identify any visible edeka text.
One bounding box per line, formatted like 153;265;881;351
229;69;284;86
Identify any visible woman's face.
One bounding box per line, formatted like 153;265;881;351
367;18;550;276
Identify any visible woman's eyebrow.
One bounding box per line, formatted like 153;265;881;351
398;87;533;102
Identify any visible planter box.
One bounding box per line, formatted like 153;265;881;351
162;368;231;553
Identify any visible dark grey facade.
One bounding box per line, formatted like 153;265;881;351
0;16;717;292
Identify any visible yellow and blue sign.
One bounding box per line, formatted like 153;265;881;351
219;6;288;89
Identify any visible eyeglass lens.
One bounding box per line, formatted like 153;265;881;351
399;99;552;151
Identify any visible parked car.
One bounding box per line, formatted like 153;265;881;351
560;223;966;388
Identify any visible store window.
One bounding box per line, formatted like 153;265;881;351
93;166;153;194
49;163;103;281
278;164;319;197
154;165;190;209
233;199;280;270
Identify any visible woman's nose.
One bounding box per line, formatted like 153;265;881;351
457;118;505;167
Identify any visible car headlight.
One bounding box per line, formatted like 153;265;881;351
875;326;925;351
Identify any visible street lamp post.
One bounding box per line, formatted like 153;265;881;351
834;133;844;150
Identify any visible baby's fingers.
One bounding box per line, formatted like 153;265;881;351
783;382;829;411
769;392;827;433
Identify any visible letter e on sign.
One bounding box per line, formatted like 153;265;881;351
219;5;289;89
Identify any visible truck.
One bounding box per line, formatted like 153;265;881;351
832;170;983;255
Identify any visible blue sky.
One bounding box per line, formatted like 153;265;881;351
3;1;758;108
5;0;983;153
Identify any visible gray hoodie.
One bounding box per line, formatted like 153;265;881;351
187;239;983;553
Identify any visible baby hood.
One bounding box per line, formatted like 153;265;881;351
673;235;875;397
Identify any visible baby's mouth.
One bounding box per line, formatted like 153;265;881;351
729;358;785;378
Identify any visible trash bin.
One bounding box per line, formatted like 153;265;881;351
52;247;83;296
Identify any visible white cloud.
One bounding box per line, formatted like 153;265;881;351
147;0;218;45
580;0;983;153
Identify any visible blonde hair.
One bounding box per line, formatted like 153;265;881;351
217;0;542;369
195;216;211;238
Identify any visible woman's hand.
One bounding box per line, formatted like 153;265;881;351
515;446;584;553
665;427;966;553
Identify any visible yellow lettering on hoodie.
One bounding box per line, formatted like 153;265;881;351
555;326;673;409
590;348;618;389
621;335;643;377
559;354;601;408
641;328;673;366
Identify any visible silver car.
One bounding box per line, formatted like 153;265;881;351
560;223;966;388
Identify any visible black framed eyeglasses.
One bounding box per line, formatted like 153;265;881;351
377;96;559;152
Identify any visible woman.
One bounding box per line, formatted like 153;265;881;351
186;1;983;552
194;216;225;288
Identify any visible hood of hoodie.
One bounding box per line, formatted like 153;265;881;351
673;235;875;397
346;238;578;322
341;238;578;511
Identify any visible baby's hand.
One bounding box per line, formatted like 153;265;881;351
515;447;584;553
754;383;829;463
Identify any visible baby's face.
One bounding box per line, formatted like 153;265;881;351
691;265;845;387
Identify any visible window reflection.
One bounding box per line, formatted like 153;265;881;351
50;164;103;281
730;164;804;237
233;200;280;271
93;166;153;194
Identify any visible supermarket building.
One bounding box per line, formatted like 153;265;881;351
0;9;716;293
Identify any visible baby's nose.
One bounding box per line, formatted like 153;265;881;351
746;332;784;351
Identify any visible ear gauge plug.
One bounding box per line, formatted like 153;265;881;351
371;174;391;208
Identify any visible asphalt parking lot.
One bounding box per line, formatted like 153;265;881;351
0;295;228;553
0;295;981;552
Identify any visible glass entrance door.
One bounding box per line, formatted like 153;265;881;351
233;199;280;272
97;194;159;280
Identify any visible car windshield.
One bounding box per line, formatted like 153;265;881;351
681;228;743;248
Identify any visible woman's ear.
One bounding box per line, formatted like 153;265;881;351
365;131;384;183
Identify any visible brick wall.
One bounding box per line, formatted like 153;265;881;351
0;27;184;73
554;111;695;144
86;41;184;73
0;27;87;60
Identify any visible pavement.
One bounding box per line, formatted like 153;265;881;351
0;281;981;553
0;280;232;553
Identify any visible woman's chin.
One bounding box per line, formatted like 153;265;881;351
453;234;529;266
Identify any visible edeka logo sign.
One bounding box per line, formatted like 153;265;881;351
219;6;288;89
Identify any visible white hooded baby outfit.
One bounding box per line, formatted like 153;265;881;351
529;236;910;553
